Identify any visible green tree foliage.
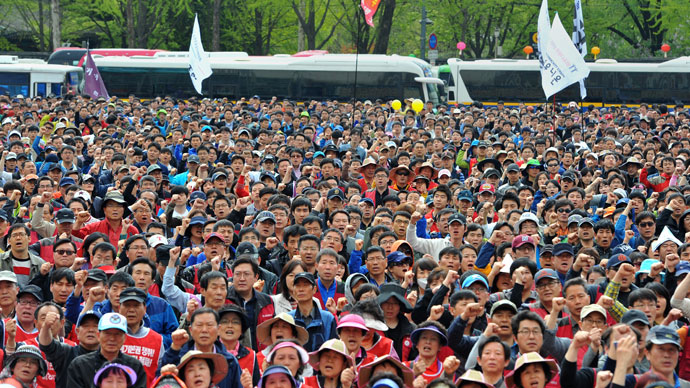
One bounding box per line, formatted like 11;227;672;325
2;0;688;59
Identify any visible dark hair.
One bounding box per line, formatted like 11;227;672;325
354;284;380;301
449;290;478;306
82;232;108;262
645;282;671;317
563;277;587;297
478;335;510;361
200;271;227;290
190;307;220;325
628;288;657;307
127;257;156;280
52;238;77;253
34;301;64;320
594;219;615;233
50;267;75;285
232;256;259;276
108;272;135;287
92;242;116;261
511;310;545;336
510;257;537;276
279;260;307;299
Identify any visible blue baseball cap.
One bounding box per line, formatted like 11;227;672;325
461;274;489;290
534;269;559;284
646;325;680;348
59;177;75;187
457;190;473;202
98;313;127;333
607;254;632;269
387;251;412;266
76;310;102;327
359;197;374;206
676;261;690;276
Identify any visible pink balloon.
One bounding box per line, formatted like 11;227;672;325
456;41;466;50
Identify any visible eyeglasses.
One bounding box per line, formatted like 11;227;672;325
18;299;39;306
639;221;655;228
10;233;27;239
536;280;560;290
632;302;657;310
396;171;410;176
367;256;386;262
557;208;572;213
467;287;488;294
389;260;411;267
220;319;242;326
55;249;75;256
583;318;606;326
528;166;540;169
517;329;542;337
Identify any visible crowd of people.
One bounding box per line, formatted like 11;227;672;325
0;93;686;388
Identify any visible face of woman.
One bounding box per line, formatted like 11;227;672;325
519;364;547;388
417;331;441;358
100;370;129;388
270;321;295;344
272;348;301;377
13;357;39;384
265;373;293;388
319;350;346;378
184;359;212;388
285;266;306;294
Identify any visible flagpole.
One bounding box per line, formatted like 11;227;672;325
352;8;361;130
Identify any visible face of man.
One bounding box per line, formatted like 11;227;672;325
103;201;125;222
554;252;573;275
596;228;613;248
365;250;386;276
53;242;76;268
76;317;99;347
232;263;258;294
130;263;154;291
299;240;319;267
564;284;589;319
201;277;228;309
50;277;74;304
204;237;225;259
321;231;343;252
477;341;509;376
293;278;316;303
514;319;544;354
648;343;679;376
119;300;146;328
316;254;338;282
189;312;219;348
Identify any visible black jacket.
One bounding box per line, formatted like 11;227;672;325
66;349;146;388
40;339;94;388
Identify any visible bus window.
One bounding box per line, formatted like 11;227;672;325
34;83;47;97
51;83;63;96
0;72;29;97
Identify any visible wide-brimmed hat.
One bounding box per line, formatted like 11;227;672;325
389;166;414;185
267;341;309;364
455;369;496;388
377;283;412;313
178;351;228;386
358;157;378;172
308;339;354;369
414;162;438;179
259;365;298;388
357;355;414;388
620;156;643;169
94;363;137;387
6;344;48;377
256;312;309;345
505;352;559;388
475;158;502;173
410;325;447;347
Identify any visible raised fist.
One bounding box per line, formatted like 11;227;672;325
171;329;190;351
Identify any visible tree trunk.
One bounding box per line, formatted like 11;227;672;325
50;0;60;49
372;0;396;53
212;0;220;51
297;0;305;51
254;8;264;55
126;0;135;47
136;0;147;47
38;0;45;51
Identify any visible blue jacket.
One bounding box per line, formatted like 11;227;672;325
289;302;337;352
66;292;178;349
159;340;242;388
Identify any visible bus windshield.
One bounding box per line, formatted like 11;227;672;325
0;72;29;96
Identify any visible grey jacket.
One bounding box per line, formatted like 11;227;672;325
0;250;45;287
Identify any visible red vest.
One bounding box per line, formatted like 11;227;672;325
238;346;256;375
367;334;397;359
121;328;164;387
25;337;76;388
302;376;321;388
406;358;443;384
3;319;38;345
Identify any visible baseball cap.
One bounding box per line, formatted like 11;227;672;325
55;208;76;224
86;269;108;283
580;304;606;320
103;191;126;205
511;235;535;249
59;177;75;187
448;213;467;225
236;241;259;258
74;190;91;202
478;183;495;194
294;272;316;285
606;254;632;270
148;234;167;248
490;300;518;316
621;309;650;327
188;155;200;164
676;261;690;277
578;217;595;227
118;287;146;304
552;243;574;256
387;251;412;266
146;164;162;174
204;232;225;244
98;313;127;333
506;163;520;173
76;310;102;327
211;172;228;181
457;190;473;202
0;271;17;283
17;285;43;303
189;191;207;202
359;197;374;206
438;169;451;178
646;325;680;348
534;269;559;284
256;211;276;224
568;215;582;226
461;274;489;290
327;188;345;201
562;171;577;182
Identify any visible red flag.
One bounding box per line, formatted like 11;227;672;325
361;0;381;27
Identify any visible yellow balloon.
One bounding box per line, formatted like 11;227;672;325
391;99;402;111
412;99;424;113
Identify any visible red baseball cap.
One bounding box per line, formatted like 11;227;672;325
478;183;495;194
511;234;535;249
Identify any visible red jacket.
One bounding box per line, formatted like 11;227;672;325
71;219;138;249
639;168;671;192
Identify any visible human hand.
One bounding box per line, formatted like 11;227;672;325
461;302;483;321
429;305;445;321
442;355;461;376
595;371;613;388
597;295;614;310
40;262;52;275
171;329;190;351
551;297;566;313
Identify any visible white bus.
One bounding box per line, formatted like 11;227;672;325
0;56;83;98
93;52;444;104
446;57;690;106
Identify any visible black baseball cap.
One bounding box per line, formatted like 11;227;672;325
119;287;146;304
293;272;315;285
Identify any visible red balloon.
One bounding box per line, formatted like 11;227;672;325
661;44;671;52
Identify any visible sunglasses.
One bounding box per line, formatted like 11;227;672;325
639;221;655;228
396;171;410;176
557;208;572;213
528;165;540;169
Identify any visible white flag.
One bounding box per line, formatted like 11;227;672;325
572;0;587;99
188;14;212;95
540;13;590;99
537;0;551;70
